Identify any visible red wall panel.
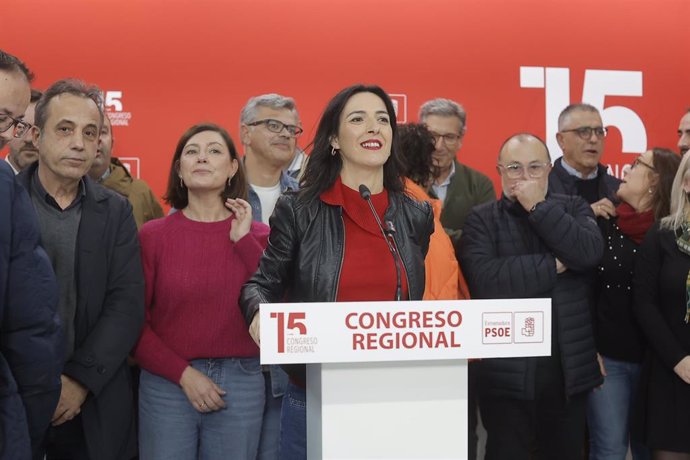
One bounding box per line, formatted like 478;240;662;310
4;0;689;206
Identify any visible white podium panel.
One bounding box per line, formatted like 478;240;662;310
307;361;468;460
260;299;551;460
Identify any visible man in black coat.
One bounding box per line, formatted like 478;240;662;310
0;49;62;460
549;103;621;218
18;78;144;460
460;134;604;459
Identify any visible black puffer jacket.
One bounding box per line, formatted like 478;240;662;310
459;194;604;399
240;189;433;380
548;158;621;203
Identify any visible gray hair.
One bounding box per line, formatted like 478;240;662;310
661;152;690;230
34;79;103;130
240;93;299;125
557;103;600;130
418;98;467;128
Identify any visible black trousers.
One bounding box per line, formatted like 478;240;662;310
480;370;588;460
43;415;89;460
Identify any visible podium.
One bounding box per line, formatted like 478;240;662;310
261;299;551;460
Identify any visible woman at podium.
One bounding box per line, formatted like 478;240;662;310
240;84;433;459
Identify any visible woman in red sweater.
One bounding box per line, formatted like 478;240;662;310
134;123;269;460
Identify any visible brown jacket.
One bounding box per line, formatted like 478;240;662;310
101;158;164;229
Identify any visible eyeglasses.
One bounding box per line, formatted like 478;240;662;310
247;119;303;137
0;113;32;138
498;162;551;179
429;131;462;146
560;126;608;140
631;157;657;172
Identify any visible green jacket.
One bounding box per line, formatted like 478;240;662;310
435;160;496;253
101;158;164;229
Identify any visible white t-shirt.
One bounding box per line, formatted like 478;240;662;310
252;182;282;225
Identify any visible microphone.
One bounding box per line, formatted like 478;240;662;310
358;184;403;301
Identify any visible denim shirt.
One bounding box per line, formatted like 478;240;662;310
247;171;299;224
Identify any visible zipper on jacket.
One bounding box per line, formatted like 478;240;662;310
332;208;345;302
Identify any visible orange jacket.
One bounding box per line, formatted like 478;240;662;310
404;179;469;300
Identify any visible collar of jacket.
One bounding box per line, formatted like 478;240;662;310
18;162;111;205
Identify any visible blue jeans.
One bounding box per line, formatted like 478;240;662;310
139;358;264;460
257;366;287;460
279;382;306;460
587;356;650;460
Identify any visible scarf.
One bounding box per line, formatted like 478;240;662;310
616;202;654;244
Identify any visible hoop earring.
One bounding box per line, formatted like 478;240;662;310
228;176;233;187
179;177;185;188
331;147;338;156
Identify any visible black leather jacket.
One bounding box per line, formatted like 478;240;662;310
240;189;433;378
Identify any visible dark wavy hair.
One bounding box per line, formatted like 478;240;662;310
396;123;437;189
649;147;681;221
299;84;404;202
164;123;248;209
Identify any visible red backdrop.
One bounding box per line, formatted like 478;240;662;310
4;0;690;208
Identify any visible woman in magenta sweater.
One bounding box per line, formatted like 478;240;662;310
134;123;269;460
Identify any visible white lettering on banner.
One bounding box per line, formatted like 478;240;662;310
260;299;552;365
102;90;133;127
520;66;647;166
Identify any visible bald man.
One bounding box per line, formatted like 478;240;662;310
460;133;603;460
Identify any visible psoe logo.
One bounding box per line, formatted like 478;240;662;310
514;312;544;344
271;312;309;354
103;90;133;127
482;312;512;344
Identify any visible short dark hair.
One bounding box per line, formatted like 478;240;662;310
299;84;404;202
30;89;42;104
34;79;103;130
0;49;33;82
649;147;681;221
164;123;248;209
396;123;437;188
558;103;600;130
498;133;551;162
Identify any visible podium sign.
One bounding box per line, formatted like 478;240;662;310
260;299;551;460
261;298;551;364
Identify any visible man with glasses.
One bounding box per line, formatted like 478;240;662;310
460;133;603;459
240;93;301;225
419;97;494;460
239;93;300;460
677;109;690;156
5;89;41;174
0;49;61;460
418;98;495;250
551;103;621;219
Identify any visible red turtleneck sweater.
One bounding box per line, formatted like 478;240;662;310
321;178;408;302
